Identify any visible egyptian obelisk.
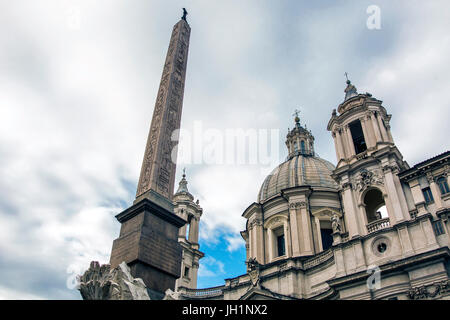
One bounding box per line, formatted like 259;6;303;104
109;10;190;299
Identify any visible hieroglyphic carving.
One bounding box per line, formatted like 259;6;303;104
136;19;191;199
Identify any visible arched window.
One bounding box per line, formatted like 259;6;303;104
293;142;298;152
185;222;190;240
349;120;367;154
437;177;449;195
300;140;306;154
265;216;288;261
364;188;387;223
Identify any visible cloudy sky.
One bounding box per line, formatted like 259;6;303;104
0;1;449;299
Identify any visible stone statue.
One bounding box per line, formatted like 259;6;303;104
331;213;342;233
163;288;182;300
78;261;150;300
182;8;188;21
375;211;382;220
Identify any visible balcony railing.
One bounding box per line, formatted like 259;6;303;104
180;285;225;298
304;248;334;269
366;217;390;233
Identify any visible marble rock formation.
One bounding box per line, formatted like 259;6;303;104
78;261;150;300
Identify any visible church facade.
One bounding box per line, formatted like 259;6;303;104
175;80;450;300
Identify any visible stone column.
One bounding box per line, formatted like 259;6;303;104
360;117;373;149
333;246;346;277
253;219;264;262
383;165;406;224
188;217;199;244
408;179;428;216
245;242;249;262
179;224;187;240
298;201;313;255
370;112;383;143
284;222;291;257
358;203;369;235
341;182;360;238
332;132;341;162
191;261;199;289
337;128;348;159
289;203;301;257
385;123;394;143
397;226;414;257
353;240;367;272
314;216;323;251
248;224;254;258
364;113;376;148
427;172;445;210
376;113;389;142
267;228;274;261
446;166;450;187
345;125;356;156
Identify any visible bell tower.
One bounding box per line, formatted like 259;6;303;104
327;78;411;239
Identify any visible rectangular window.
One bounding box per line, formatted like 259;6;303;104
320;229;333;251
438;177;450;194
349;120;367;154
277;234;286;257
422;187;434;204
184;266;190;278
432;220;445;236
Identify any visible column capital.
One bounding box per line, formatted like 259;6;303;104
341;182;353;190
289;201;307;209
425;171;436;183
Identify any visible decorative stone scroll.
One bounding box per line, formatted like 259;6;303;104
408;280;450;300
289;201;307;209
249;218;263;229
382;164;400;174
352;168;384;192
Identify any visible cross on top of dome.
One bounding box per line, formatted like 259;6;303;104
293;109;301;125
344;72;358;101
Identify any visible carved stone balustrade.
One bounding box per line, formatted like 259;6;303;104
366;217;390;233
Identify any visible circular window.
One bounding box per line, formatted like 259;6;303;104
372;236;391;257
377;243;387;253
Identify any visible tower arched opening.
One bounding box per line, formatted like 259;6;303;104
363;188;386;223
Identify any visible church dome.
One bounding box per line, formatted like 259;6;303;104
257;154;338;203
257;113;338;203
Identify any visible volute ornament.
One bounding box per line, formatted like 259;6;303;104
352;168;384;192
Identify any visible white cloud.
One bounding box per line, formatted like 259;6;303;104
198;256;225;278
225;234;245;253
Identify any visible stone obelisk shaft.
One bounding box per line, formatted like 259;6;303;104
136;18;190;202
109;17;190;299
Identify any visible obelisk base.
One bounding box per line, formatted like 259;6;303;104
109;197;185;299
